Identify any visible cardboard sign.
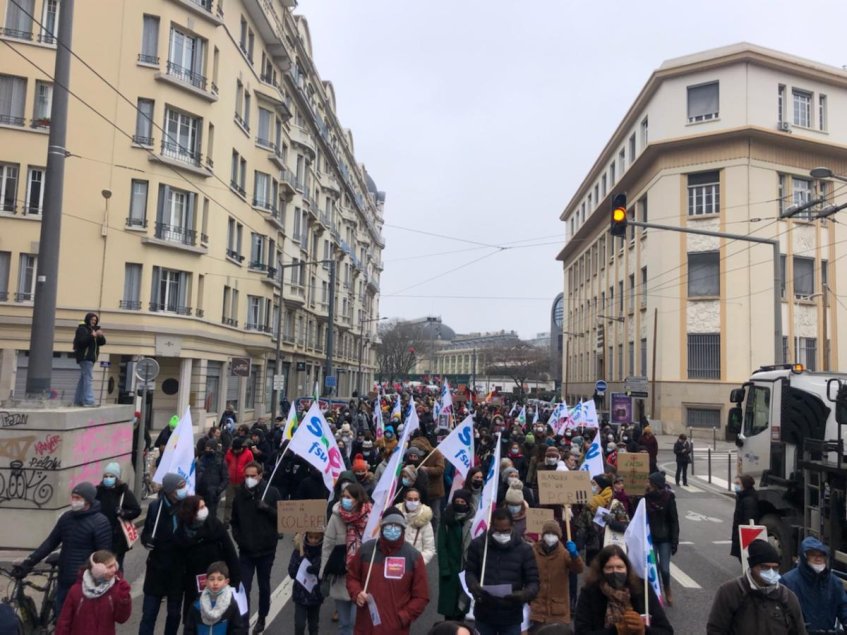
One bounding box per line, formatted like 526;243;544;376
739;524;768;573
525;507;555;534
537;470;591;506
617;453;651;493
277;499;327;534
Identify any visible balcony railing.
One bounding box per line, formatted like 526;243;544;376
234;112;250;133
14;292;33;302
126;217;148;229
0;291;8;301
255;136;273;149
222;316;238;327
119;300;142;310
166;60;208;91
37;32;55;44
188;0;214;12
161;140;202;167
248;260;268;272
150;302;192;315
31;118;50;129
196;308;205;318
245;323;272;333
282;333;295;344
230;181;246;197
132;135;154;146
252;196;276;213
0;27;32;40
0;114;26;127
226;248;245;263
154;221;197;246
138;53;159;65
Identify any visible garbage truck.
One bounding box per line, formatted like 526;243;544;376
727;363;847;572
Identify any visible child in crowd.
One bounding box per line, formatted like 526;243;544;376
55;550;131;635
184;561;246;634
288;531;325;635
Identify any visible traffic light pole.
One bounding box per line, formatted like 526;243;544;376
626;220;783;364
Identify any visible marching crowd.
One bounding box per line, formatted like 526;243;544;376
6;387;847;635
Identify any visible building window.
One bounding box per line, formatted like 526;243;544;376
246;295;263;329
140;15;159;64
32;81;51;124
792;89;812;128
796;337;817;371
792;176;813;220
819;94;827;131
628;274;635;312
640;337;647;376
687;333;720;379
628;134;636;163
245;366;258;409
134;98;154;145
0;75;26;126
121;263;142;310
793;256;814;298
628;341;635;377
0;163;18;212
688;251;720;297
150;266;189;314
687;171;720;216
163;107;200;163
640;117;648;147
257;107;273;146
641;266;647;306
618;148;625;173
254;171;272;209
0;251;9;301
686;407;721;428
205;361;221;412
167;26;207;89
3;0;33;39
25;167;43;214
292;207;302;241
609;161;616;185
618;280;624;313
40;0;58;44
226;218;243;261
16;253;36;302
617;344;623;381
249;233;265;268
777;84;785;124
155;185;196;245
128;180;148;227
601;174;607;198
687;81;719;122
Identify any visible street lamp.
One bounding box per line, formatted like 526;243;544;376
357;315;387;396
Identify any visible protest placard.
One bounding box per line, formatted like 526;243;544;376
525;508;555;534
537;471;591;506
277;499;326;534
617;453;650;493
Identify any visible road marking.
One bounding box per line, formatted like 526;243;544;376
249;574;294;628
670;562;701;589
680;484;704;493
712;540;732;545
694;475;730;490
678;541;694;545
685;510;723;523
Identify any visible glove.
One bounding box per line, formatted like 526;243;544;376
257;501;271;513
621;610;645;635
11;560;32;579
565;540;579;558
504;591;525;605
306;564;319;575
672;544;678;555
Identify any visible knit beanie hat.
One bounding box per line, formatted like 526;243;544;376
231;437;244;450
405;446;424;460
452;489;472;506
505;480;525;504
648;471;666;489
401;465;417;482
524;433;535;445
104;462;121;479
161;472;185;495
501;466;519;481
593;475;611;491
541;520;562;538
381;507;407;528
71;481;97;505
352;455;368;473
545;446;560;458
747;539;780;568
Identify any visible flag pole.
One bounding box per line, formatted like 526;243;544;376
479;497;495;586
363;541;379;594
262;444;290;502
150;497;163;541
565;505;572;541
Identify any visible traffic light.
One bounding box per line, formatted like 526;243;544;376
610;193;627;238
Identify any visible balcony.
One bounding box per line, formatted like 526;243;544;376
263;266;280;286
280;168;297;195
255;135;274;150
234;112;250;135
246;323;273;334
155;62;217;102
282;332;295;345
125;217;148;229
222;317;238;327
248;260;268;272
165;0;224;25
269;145;288;171
137;53;160;67
119;300;142;310
150;141;211;177
149;302;192;315
196;308;205;318
31;117;50;130
0;114;26;128
132;135;154;147
14;292;33;303
243;0;291;65
252;197;276;215
289;124;315;158
230;181;247;198
142;222;206;254
0;27;32;41
285;284;306;307
264;208;285;232
226;248;245;264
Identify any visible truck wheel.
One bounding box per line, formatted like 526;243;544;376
761;513;793;571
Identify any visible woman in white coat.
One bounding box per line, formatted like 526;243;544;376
396;487;436;564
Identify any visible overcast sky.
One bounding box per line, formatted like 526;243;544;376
297;0;847;339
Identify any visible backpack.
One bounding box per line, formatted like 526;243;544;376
730;579;797;634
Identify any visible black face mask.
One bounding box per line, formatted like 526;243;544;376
604;572;627;589
471;480;483;490
453;503;469;515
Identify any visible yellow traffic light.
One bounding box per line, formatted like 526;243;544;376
610;193;628;237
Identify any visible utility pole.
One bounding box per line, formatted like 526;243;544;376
271;263;285;421
26;0;75;394
324;259;336;397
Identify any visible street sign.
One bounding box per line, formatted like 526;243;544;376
137;381;156;392
739;524;767;573
595;379;608;393
273;374;286;390
230;357;251;377
99;361;111;368
134;358;160;382
324;375;337;388
626;390;649;398
624;376;648;393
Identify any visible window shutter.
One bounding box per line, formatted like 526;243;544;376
186;192;196;233
156;184;167;224
178;272;189;310
687;83;719;119
142;16;159;57
150;266;161;310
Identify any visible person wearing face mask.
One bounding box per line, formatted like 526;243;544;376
409;433;446;533
575;475;629;567
397;449;430;505
94;462;140;570
465;508;539;635
505;441;527;480
138;473;189;635
337;423;355;459
707;539;805;635
437;490;474;621
497;467;536;509
54;550;131;635
530;520;583;630
396;488;436;564
288;531;325;635
360;436;380;471
573;545;672;635
730;474;759;562
230;461;280;634
14;481;112;620
195;439;229;522
644;472;679;606
222;437;254;527
352;455;377;497
499;481;530;541
321;482;373;635
176;495;241;623
781;536;847;633
346;507;430;634
467;467;485;514
183;561;245;635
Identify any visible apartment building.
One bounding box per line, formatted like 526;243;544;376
557;43;847;433
0;0;385;427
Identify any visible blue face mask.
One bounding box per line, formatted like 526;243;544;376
102;477;116;488
508;504;522;516
402;478;413;487
175;487;188;500
341;498;354;512
382;525;403;541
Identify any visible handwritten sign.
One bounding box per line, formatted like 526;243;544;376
277;499;326;534
617;453;650;493
537;470;591;506
525;507;555;534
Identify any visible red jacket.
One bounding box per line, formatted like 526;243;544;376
346;537;429;634
55;574;131;635
225;448;254;486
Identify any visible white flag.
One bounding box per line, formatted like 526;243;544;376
363;406;421;540
532;406;539;425
287;401;344;493
437;415;475;479
471;432;501;538
391;393;402;422
624;498;664;604
373;390;384;441
517;406;527;425
579;436;606;478
153;406;196;494
567;401;585;430
583;400;600;428
440;380;453;416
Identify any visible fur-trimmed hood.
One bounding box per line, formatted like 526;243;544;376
396;502;433;529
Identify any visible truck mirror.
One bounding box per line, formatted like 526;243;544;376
835;382;847;427
827;378;842;402
729;388;746;403
727;406;742;434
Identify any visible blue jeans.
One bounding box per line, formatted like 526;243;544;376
335;599;356;635
138;593;182;635
74;360;95;405
476;621;522;635
240;552;274;618
655;541;672;591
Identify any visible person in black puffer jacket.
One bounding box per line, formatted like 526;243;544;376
645;472;679;606
730;474;759;561
176;496;242;622
465;508;540;633
72;312;106;406
94;462;141;570
287;532;325;635
195;439;229;520
14;481;112;619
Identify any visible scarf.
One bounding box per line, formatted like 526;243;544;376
199;586;233;625
588;487;614;513
81;570;116;599
646;488;672;513
599;581;633;628
339;501;373;568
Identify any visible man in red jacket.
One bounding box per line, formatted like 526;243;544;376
222;437;253;526
346;507;429;634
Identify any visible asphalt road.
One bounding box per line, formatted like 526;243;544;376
112;449;747;633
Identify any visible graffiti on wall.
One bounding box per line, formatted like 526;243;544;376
0;433;56;507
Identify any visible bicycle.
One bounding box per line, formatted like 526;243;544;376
140;448;158;499
0;552;59;635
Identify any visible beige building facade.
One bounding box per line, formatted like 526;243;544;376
0;0;384;428
558;44;847;434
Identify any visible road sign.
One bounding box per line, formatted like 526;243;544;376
626;390;649;398
595;379;608;393
739;524;767;573
135;358;160;382
99;360;111;368
273;374;286;390
137;381;156;392
624;376;648;393
324;375;337;388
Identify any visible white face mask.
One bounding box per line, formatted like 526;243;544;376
545;458;558;467
507;477;519;487
245;477;259;489
405;500;420;512
810;562;826;573
196;507;209;522
758;568;781;586
542;534;559;547
492;532;511;545
70;500;85;512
